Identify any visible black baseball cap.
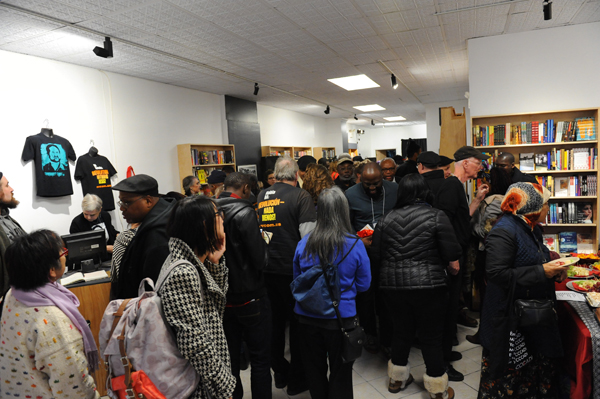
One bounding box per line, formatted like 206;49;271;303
207;170;227;184
438;156;454;167
112;174;159;196
297;155;317;171
416;151;440;168
454;146;491;162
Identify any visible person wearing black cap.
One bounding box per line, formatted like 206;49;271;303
0;172;26;296
438;156;454;179
208;169;227;198
110;174;175;299
297;155;316;188
395;140;421;182
417;151;445;199
434;146;490;381
495;152;538;184
334;153;355;192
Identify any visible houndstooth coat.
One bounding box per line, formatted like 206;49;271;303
160;237;236;399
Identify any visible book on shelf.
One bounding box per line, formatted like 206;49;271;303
577;233;595;254
534;153;548;171
558;231;578;253
519;152;534;171
543;234;558;252
190;149;234;165
577;202;594;224
554;177;569;197
60;270;108;286
321;149;336;159
195;168;207;184
576;117;597;141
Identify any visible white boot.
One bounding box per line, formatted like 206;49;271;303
387;360;413;393
423;373;454;399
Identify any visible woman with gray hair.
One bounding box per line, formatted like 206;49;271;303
292;186;371;398
69;193;119;254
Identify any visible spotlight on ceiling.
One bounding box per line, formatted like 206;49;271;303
254;83;259;95
93;37;113;58
371;119;375;126
543;0;552;20
324;105;330;115
391;74;398;89
354;114;358;120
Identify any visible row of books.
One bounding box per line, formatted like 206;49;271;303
321;149;336;159
267;150;292;156
473;117;596;146
543;232;594;254
519;148;597;171
294;150;312;158
535;175;597;197
544;202;593;224
191;149;234;165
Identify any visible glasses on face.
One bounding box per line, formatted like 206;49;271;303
381;167;395;173
59;247;69;258
215;209;225;219
117;196;144;209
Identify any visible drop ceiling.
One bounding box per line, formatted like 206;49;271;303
1;0;599;124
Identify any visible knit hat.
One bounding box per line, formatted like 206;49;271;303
501;182;551;228
297;155;317;171
207;170;227;184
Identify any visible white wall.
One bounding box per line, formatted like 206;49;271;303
424;100;469;155
257;104;343;154
469;22;600;117
355;124;427;158
0;50;226;235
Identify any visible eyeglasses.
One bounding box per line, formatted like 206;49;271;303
215;209;225;219
59;247;69;258
381;167;396;172
117;196;144;209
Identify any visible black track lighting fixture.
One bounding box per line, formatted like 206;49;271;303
543;0;552;20
93;37;113;58
354;114;358;120
254;83;259;95
391;74;398;89
324;105;330;115
371;119;375;126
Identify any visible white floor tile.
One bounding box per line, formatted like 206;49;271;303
448;381;479;399
463;369;481;391
353;381;386;398
369;374;425;398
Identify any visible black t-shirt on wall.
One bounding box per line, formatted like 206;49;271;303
257;182;317;275
22;133;77;197
74;154;118;211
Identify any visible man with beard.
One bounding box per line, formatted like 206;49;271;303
0;172;27;296
345;163;397;353
333;153;355;192
494;152;538;184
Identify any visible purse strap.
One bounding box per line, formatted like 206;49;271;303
117;322;137;398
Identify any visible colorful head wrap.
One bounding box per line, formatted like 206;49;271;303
501;182;551;228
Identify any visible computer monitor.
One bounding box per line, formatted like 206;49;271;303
61;230;107;272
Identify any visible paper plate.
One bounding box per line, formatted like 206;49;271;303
548;257;579;267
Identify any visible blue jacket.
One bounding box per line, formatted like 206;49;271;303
293;235;371;319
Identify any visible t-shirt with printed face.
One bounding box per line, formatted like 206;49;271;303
74;154;118;211
21;133;77;197
257;182;317;276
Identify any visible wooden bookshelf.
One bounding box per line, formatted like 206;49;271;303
293;146;313;159
261;146;293;157
472;108;599;252
177;144;235;189
314;147;336;160
376;149;396;161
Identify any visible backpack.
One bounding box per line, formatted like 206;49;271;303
99;257;200;399
290;239;358;317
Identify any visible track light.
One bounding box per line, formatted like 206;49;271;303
543;0;552;20
324;105;330;115
391;74;398;89
254;83;259;95
354;114;358;120
93;37;113;58
371;119;375;126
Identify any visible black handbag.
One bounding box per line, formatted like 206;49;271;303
514;298;557;328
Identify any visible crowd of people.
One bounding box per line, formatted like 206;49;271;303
0;140;569;399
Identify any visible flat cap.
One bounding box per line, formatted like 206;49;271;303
454;146;491;162
337;153;353;165
207;170;227;184
112;174;159;196
297;155;317;171
438;156;454;167
417;151;440;168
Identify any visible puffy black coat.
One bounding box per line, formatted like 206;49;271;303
371;202;462;290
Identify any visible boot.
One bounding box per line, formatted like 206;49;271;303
387;360;414;393
424;373;454;399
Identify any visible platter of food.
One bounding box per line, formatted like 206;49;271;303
567;280;600;293
567;265;599;279
587;292;600;308
548;257;579;267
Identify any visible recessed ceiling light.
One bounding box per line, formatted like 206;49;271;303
384;116;406;121
328;74;380;91
353;104;386;112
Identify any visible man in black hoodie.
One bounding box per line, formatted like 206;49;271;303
216;172;272;399
110;174;175;299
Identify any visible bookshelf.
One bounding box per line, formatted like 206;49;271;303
472;108;599;252
314;147;336;160
376;149;396;161
293;146;313;159
261;146;292;157
177;144;236;189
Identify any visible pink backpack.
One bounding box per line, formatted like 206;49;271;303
99;259;200;399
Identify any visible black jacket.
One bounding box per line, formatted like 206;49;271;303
216;192;268;304
395;160;417;182
69;210;119;245
112;197;175;299
371;202;462;290
422;169;446;200
511;167;538;184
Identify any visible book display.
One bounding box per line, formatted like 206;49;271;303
314;146;336;160
177;144;236;187
473;108;599;251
